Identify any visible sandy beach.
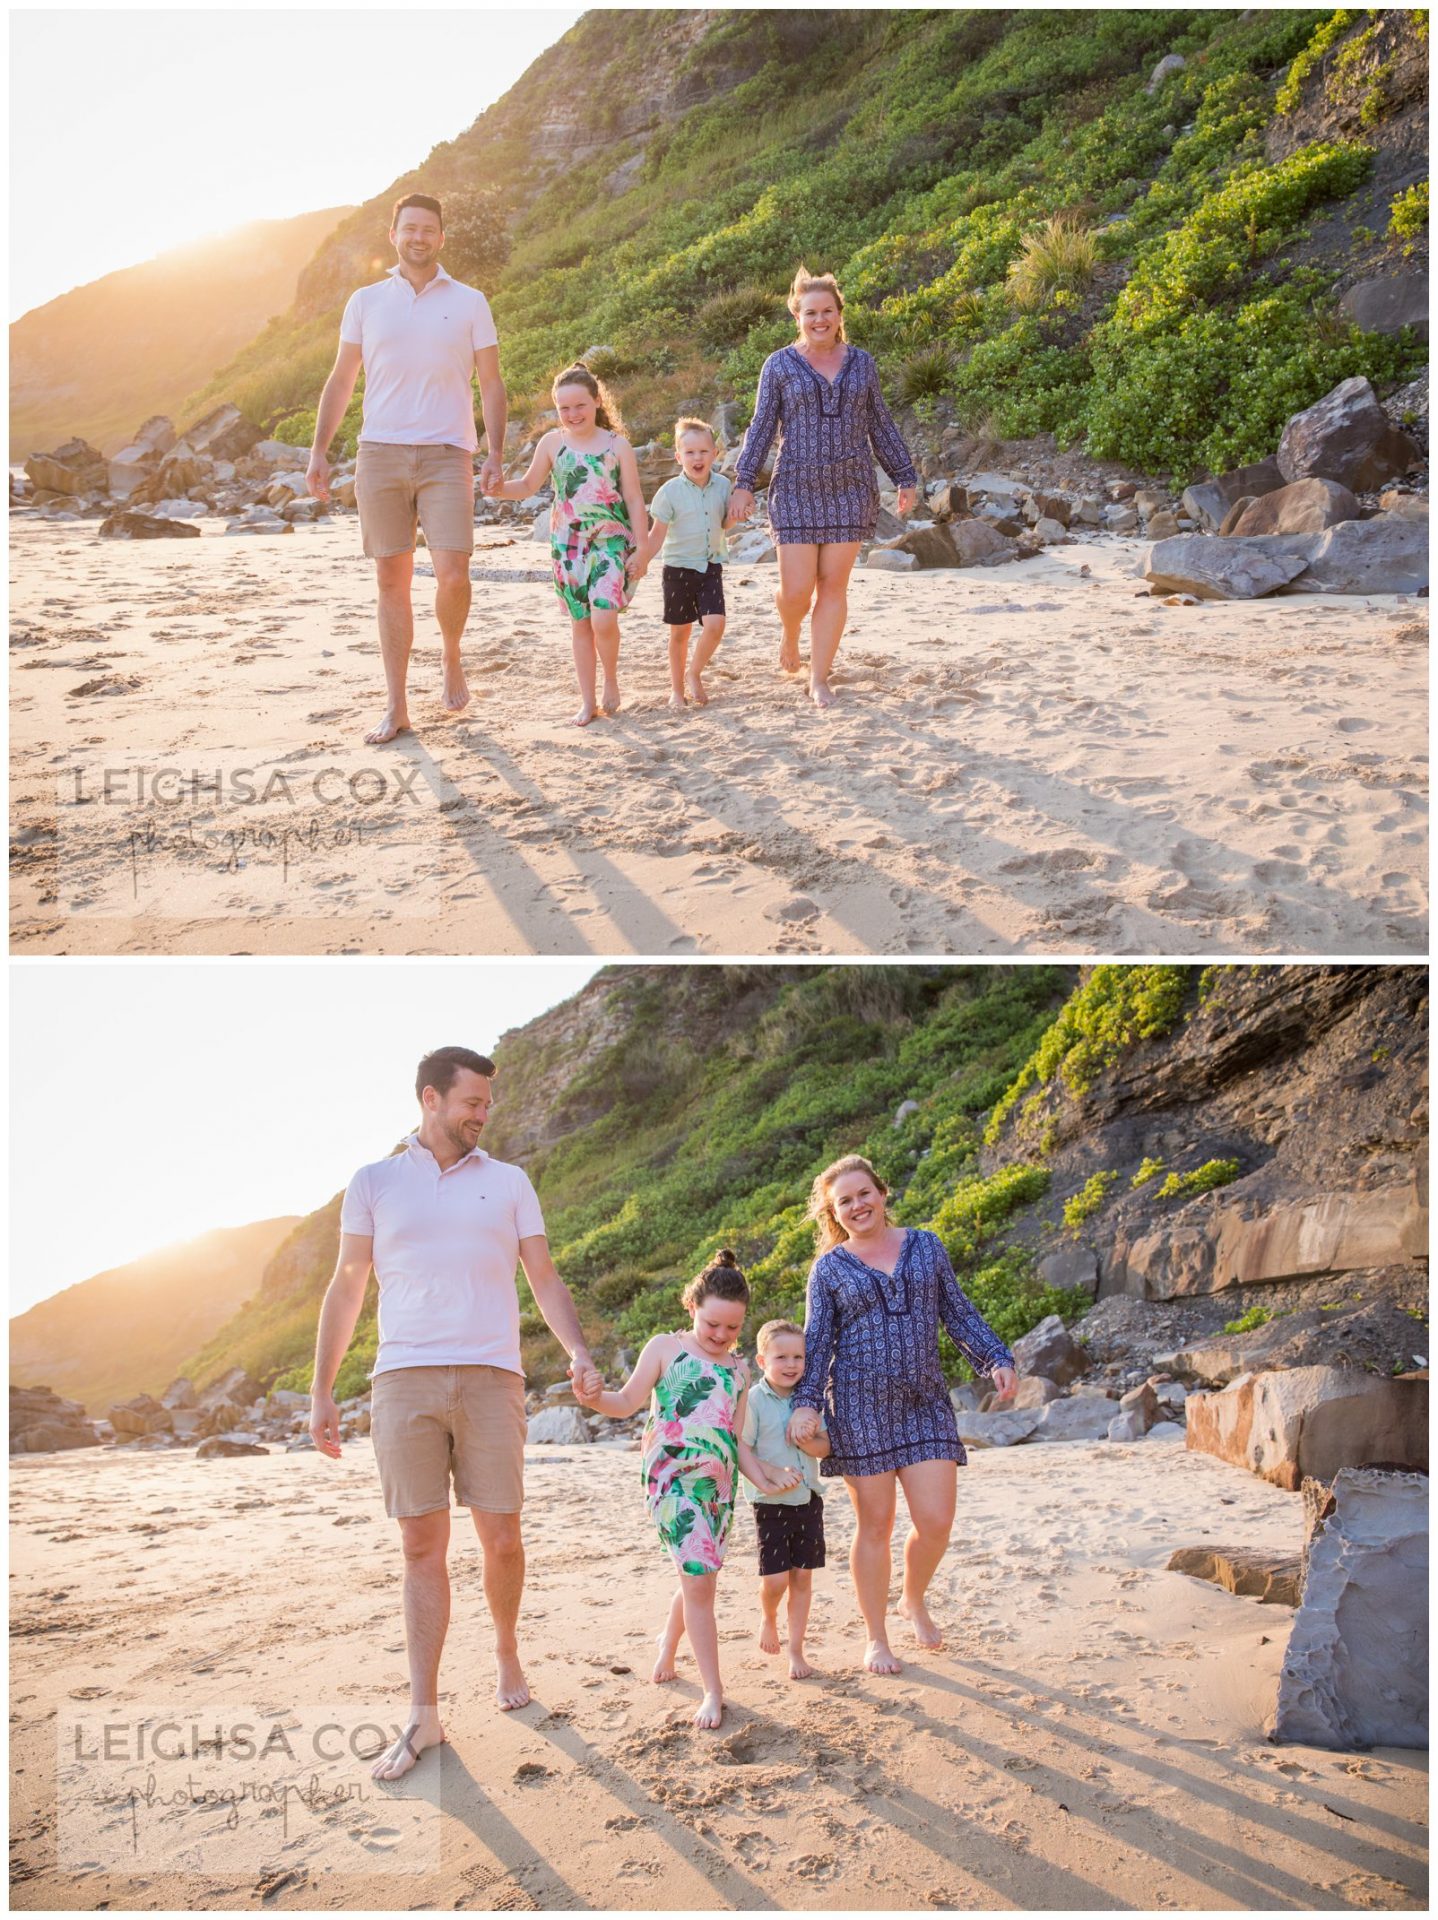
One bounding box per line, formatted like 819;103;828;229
10;1434;1427;1911
9;514;1428;956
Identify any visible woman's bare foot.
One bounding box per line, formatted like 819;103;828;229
441;667;471;714
600;680;622;714
778;644;802;674
810;679;836;710
788;1650;815;1680
572;702;598;727
897;1597;944;1650
686;672;709;707
652;1634;679;1684
863;1638;902;1676
364;709;410;744
758;1618;782;1655
667;690;687;712
494;1651;531;1711
692;1690;724;1731
370;1708;446;1781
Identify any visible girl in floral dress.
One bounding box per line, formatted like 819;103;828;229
490;364;650;726
574;1250;802;1729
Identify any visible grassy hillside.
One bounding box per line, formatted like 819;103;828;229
8;1217;300;1414
197;8;1426;481
9;207;350;457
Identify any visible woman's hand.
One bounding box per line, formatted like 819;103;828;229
896;484;919;517
727;488;756;526
786;1406;821;1447
989;1367;1017;1402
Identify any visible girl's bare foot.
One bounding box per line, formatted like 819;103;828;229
897;1597;943;1649
788;1650;815;1680
686;673;709;706
370;1709;446;1780
810;679;836;710
364;709;411;744
495;1651;531;1710
758;1618;782;1655
441;668;471;714
667;690;687;712
600;681;622;714
863;1639;902;1676
692;1690;724;1731
653;1635;679;1684
572;702;598;727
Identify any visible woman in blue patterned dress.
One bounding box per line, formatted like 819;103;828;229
787;1154;1017;1675
730;267;919;709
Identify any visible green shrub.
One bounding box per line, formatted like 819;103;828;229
1157;1157;1241;1199
1389;180;1428;246
1222;1304;1273;1335
1063;1169;1120;1231
894;345;954;406
1276;10;1361;115
695;285;779;354
1130;1156;1165;1189
1006;214;1100;312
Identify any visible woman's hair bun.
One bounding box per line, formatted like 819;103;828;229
716;1247;738;1266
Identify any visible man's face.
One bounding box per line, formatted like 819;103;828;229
427;1068;493;1154
391;207;443;270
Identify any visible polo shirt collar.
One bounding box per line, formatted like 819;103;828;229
387;263;453;293
753;1375;791;1404
403;1128;487;1167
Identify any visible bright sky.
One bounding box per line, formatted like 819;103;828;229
8;7;581;319
9;960;603;1315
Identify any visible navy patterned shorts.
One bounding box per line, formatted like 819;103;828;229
661;562;726;626
753;1493;826;1575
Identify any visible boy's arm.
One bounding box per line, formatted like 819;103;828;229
491;431;557;501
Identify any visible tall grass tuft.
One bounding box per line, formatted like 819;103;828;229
1006;214;1100;312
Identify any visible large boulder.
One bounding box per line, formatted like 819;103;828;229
1228;478;1360;537
25;438;108;496
99;510;201;541
954;1407;1043;1448
1032;1395;1118;1442
526;1406;592;1444
197;1367;261;1410
1276;513;1429;596
109;1393;173;1437
1276;376;1420;492
1186;1366;1428;1490
1337;272;1428;342
161;1377;197;1410
1011;1314;1090;1387
173;403;261;463
1181;458;1286;532
1009;1375;1061;1410
1143;534;1310;599
9;1385;99;1452
948;518;1017;567
888;524;962;568
1270;1468;1427;1750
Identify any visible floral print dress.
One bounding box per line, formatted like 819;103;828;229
641;1346;741;1576
549;436;635;619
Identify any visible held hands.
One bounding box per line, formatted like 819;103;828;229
785;1406;821;1447
726;489;755;527
990;1366;1018;1402
478;453;503;499
569;1354;603;1405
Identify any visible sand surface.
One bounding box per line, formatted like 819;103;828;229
10;1434;1427;1911
9;515;1428;956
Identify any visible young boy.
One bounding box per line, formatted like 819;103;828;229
742;1319;830;1678
636;419;738;710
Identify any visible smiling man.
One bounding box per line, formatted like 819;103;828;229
306;195;507;743
310;1045;596;1781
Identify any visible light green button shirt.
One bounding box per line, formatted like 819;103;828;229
650;471;733;574
741;1376;826;1506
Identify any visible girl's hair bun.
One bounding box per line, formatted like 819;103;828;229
717;1247;738;1266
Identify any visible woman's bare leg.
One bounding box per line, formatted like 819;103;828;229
895;1458;957;1649
774;544;817;674
809;541;862;709
570;616;598;726
845;1472;901;1674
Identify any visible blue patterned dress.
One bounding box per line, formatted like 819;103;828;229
735;344;918;545
792;1228;1014;1477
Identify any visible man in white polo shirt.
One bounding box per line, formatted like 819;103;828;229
305;193;507;744
310;1044;596;1781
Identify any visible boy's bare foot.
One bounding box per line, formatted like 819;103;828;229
364;709;411;744
758;1618;782;1655
686;673;709;707
600;681;622;714
692;1690;724;1731
667;690;687;712
652;1635;679;1684
788;1650;815;1680
441;667;471;714
370;1708;446;1780
572;702;598;727
494;1652;530;1711
810;680;836;710
863;1639;902;1676
897;1597;944;1649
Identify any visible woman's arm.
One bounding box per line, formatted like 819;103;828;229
734;354;783;497
864;356;919;494
788;1260;837;1440
932;1234;1016;1379
574;1333;673;1418
490;431;557;502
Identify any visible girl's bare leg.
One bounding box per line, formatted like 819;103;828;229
845;1471;901;1674
895;1458;957;1649
678;1570;724;1728
570;617;598;726
591;608;622;712
786;1566;815;1678
809;541;862;709
667;625;691;709
653;1587;685;1683
774;544;817;675
687;615;725;705
758;1570;788;1654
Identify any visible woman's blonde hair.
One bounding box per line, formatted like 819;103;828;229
681;1247;750;1312
806;1154;893;1257
787;264;847;343
553;362;626;439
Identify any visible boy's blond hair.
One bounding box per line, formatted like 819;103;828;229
674;416;717;448
756;1318;804;1353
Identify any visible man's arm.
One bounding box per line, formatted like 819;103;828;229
518;1234;595;1389
306;340;364;501
474;344;508;496
309;1231;373;1457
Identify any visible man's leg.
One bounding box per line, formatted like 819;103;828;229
369;551;415;745
371;1506;451;1780
431;549;473;714
470;1508;530;1709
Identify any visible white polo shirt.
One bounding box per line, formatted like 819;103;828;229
340;1132;546;1378
339;265;499;452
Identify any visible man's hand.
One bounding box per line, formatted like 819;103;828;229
310;1390;342;1459
990;1366;1018;1402
786;1406;821;1447
306;450;331;503
479;453;502;498
569;1350;601;1400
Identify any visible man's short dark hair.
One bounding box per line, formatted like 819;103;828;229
393;192;443;229
416;1045;495;1102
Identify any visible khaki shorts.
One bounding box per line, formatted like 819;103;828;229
354;441;475;558
370;1364;526;1518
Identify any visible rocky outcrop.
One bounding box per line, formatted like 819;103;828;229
1168;1544;1303;1605
1269;1468;1427;1750
9;1385;100;1452
1338;272;1429;342
1186;1365;1427;1490
1181;459;1286;532
1276;513;1429;596
1012;1313;1090;1386
108;1392;174;1438
99;510;201;540
1142;534;1310;599
1227;478;1360;537
1276;376;1420;493
24;437;108;496
527;1405;592;1444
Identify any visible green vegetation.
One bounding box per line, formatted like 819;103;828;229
194;7;1425;484
1156;1157;1241;1199
1063;1169;1120;1231
1389;180;1428;248
1223;1303;1273;1335
1131;1156;1166;1189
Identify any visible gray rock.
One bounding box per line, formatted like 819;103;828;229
1032;516;1071;545
1142;534;1310;599
266;1388;311;1412
864;546;917;571
1038;1244;1098;1294
615;1347;637;1374
161;1378;197;1410
1104;505;1140;533
1107;1408;1149;1442
1276;513;1429;596
224;514;292;537
109;1394;173;1436
1229;477;1360;537
25;437;108;496
1145;52;1186;92
1118;1381;1159;1427
252;440;309;468
1277;376;1420;492
1009;1374;1061;1410
949;1382;984;1413
1270;1468;1427;1750
1011;1313;1090;1387
894;1099;921;1127
890;524;962;568
1032;1395;1118;1443
1145;510;1181;540
1181;459;1286;532
1338;272;1428;342
99;510;201;541
955;1407;1042;1448
195;1434;269;1459
948;518;1016;566
527;1406;592;1444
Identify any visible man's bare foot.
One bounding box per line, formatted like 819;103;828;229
572;702;598;727
692;1690;724;1731
600;681;622;715
788;1650;815;1680
364;709;411;745
758;1618;781;1655
652;1635;679;1684
441;667;471;714
810;679;836;710
370;1708;446;1781
494;1651;530;1711
778;645;802;674
686;673;709;707
863;1639;902;1675
667;690;687;712
897;1597;944;1650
